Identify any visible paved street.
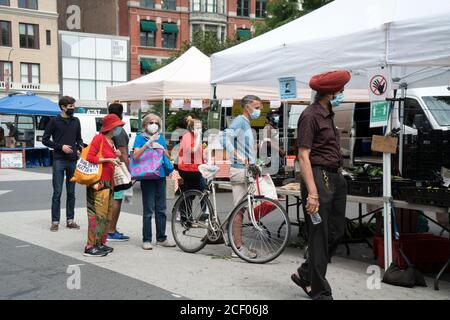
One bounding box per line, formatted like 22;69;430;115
0;168;449;300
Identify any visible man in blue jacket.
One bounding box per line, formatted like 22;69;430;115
43;96;83;232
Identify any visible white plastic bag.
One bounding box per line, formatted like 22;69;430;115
123;185;134;205
255;175;278;200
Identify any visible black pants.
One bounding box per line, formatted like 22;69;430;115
178;170;206;193
298;167;347;298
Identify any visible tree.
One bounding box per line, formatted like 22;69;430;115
301;0;334;15
253;0;334;36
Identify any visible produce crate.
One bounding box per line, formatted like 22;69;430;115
392;179;416;200
374;234;450;273
407;187;450;207
347;177;383;197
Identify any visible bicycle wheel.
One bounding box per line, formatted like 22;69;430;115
227;195;291;264
171;190;213;253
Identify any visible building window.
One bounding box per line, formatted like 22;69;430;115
0;61;12;82
162;23;178;49
21;63;40;84
0;0;10;6
140;20;157;47
256;0;267;18
0;21;11;47
18;0;38;10
162;0;176;10
206;0;217;13
192;0;200;11
46;30;51;45
218;0;225;14
237;0;249;17
19;23;39;49
140;0;155;8
236;28;251;40
140;58;156;75
205;24;218;36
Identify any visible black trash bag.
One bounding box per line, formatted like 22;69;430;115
382;249;427;288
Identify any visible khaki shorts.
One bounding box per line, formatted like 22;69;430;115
229;167;248;206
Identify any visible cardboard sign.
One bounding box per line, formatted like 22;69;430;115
371;135;398;154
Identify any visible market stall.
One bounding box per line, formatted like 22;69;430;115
0;92;60;168
211;0;450;276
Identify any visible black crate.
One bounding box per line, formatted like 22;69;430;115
407;187;450;207
347;178;383;197
392;179;416;200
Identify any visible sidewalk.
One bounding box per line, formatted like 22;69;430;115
0;209;448;300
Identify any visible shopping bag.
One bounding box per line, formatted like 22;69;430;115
70;142;103;186
129;148;164;180
114;162;132;191
252;175;278;221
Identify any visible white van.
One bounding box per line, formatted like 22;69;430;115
334;86;450;166
76;114;139;150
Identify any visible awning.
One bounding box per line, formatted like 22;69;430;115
162;23;179;34
140;59;154;72
140;20;157;32
237;29;251;40
0;92;60;116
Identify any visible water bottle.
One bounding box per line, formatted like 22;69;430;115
311;212;322;225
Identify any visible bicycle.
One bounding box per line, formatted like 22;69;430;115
171;164;291;264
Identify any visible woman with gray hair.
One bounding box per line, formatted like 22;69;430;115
132;114;176;250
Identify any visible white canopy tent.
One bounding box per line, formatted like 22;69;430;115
211;0;450;269
107;46;280;102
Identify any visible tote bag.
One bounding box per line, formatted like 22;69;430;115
114;162;132;191
251;175;278;221
129;148;164;180
71;142;103;186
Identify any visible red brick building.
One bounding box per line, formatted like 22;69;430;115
119;0;268;80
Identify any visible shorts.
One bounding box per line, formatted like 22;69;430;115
113;190;125;201
229;167;248;206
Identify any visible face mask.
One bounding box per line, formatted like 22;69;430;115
65;108;75;117
113;127;122;137
273;116;280;124
147;124;159;134
251;109;261;120
331;93;344;107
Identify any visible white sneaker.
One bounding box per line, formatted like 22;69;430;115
231;246;258;259
142;242;153;250
156;239;176;248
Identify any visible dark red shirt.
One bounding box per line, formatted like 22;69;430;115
296;102;343;169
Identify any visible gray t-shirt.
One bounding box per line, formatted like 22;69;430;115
112;127;129;151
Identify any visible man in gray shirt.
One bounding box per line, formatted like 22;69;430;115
107;103;131;242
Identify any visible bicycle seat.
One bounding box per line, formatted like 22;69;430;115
198;164;220;180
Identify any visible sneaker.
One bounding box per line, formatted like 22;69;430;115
83;246;108;257
142;242;153;250
98;245;114;254
107;231;130;242
231;246;258;259
50;224;59;232
156;239;176;248
67;221;80;230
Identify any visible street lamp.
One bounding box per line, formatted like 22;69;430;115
5;48;14;94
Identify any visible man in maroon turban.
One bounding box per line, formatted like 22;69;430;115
291;70;351;300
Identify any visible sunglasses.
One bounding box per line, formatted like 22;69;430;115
148;122;159;125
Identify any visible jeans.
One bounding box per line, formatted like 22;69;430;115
141;179;167;243
51;160;77;224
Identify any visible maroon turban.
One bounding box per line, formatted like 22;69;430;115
309;70;352;94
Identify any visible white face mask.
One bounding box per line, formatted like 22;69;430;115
147;124;159;134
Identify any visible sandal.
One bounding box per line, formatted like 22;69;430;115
291;273;312;297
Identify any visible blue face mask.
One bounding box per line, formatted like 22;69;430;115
251;109;261;120
331;93;344;107
113;127;122;137
273;116;280;124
